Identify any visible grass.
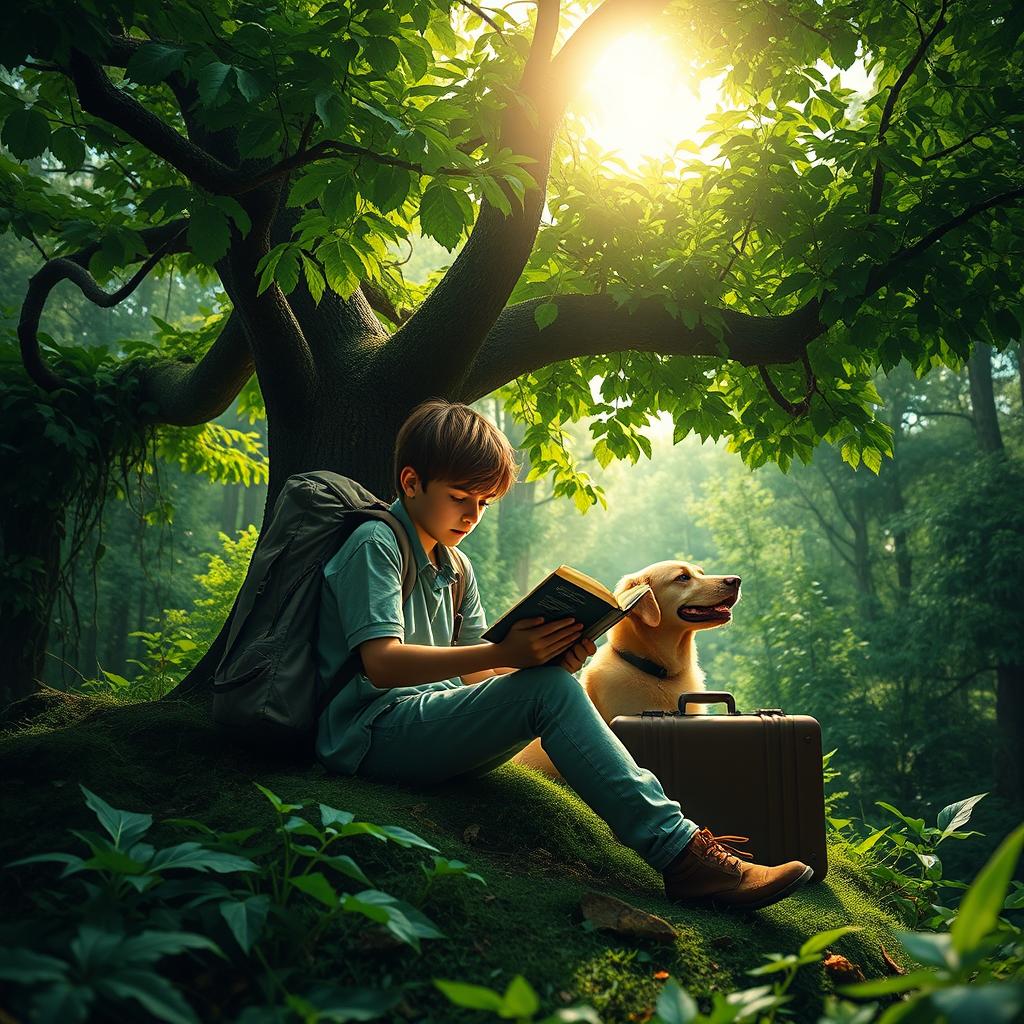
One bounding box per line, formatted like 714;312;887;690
0;692;918;1023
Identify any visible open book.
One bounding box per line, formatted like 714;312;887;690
481;566;651;649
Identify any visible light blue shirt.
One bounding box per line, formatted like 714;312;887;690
315;497;488;774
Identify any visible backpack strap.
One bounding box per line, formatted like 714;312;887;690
448;546;467;646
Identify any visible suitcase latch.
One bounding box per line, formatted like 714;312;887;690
756;708;784;716
641;710;667;717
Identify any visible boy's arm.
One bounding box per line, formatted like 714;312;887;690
361;637;507;689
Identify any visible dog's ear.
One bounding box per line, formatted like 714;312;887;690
617;575;661;628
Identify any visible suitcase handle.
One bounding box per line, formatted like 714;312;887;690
679;691;738;715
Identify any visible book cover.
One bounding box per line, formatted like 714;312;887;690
481;566;650;647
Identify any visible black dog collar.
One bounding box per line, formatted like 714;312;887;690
613;647;670;680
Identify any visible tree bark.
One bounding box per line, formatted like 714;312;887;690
968;342;1004;454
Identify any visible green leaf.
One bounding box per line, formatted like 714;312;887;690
937;793;987;839
654;978;699;1024
773;272;815;303
534;301;558;331
376;824;439;851
895;929;956;970
838;969;939;998
125;43;186;85
97;968;200;1024
195;61;236;108
928;983;1024;1024
48;127;86;170
951;822;1024;955
434;979;504;1012
80;785;152;849
799;925;862;957
0;947;68;984
300;984;403;1022
220;896;270;954
317;239;361;298
119;930;222;964
362;37;401;73
149;842;257;874
32;983;93;1024
290;871;339;908
319;804;355;830
300;253;326;305
499;976;540;1018
420;180;473;250
187;203;231;265
2;106;51;160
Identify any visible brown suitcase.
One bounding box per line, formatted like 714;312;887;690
610;691;828;882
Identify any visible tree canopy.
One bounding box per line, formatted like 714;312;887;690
5;0;1023;487
2;0;1023;700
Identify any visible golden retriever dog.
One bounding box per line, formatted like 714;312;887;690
512;560;741;779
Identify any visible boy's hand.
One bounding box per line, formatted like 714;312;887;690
559;637;597;674
497;617;583;669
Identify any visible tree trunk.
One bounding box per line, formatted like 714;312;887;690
968;342;1004;454
0;506;64;711
994;662;1024;803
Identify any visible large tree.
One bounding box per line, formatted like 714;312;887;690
2;0;1022;704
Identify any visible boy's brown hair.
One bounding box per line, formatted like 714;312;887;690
394;399;521;498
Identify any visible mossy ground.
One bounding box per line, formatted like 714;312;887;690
0;693;917;1023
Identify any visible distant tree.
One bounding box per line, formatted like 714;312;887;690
3;0;1023;703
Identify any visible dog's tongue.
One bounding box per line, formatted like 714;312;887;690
683;604;731;615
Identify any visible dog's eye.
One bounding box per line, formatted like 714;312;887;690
676;573;691;583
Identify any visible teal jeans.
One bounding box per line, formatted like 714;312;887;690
356;666;699;871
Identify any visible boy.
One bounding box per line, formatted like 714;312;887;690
316;399;814;910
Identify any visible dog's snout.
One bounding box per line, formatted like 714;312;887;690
725;576;741;588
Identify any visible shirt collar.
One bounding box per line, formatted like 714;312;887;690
389;497;461;594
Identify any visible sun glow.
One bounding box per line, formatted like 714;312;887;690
580;32;720;167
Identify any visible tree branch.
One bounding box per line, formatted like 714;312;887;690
759;352;815;417
868;0;949;215
133;311;255;426
458;293;824;402
18;220;190;392
922;125;999;162
866;182;1024;296
389;0;667;400
67;48;239;194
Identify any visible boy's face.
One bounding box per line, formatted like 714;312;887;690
400;468;496;548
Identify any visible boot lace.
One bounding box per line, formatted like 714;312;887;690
694;827;754;871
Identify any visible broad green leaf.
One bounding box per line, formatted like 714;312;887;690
319;804;355;830
149;841;257;874
928;983;1024;1024
80;785;152;849
32;983;93;1024
654;979;699;1024
376;824;439;851
950;822;1024;955
290;871;339;908
895;929;956;970
187;203;231;265
499;976;539;1018
434;979;503;1012
838;968;939;998
0;947;68;984
300;984;403;1021
220;896;270;954
3;106;51;160
534;301;558;331
48;127;86;170
97;967;200;1024
420;180;473;250
195;61;235;108
300;252;326;305
799;925;862;957
119;930;222;964
937;793;987;839
125;43;186;84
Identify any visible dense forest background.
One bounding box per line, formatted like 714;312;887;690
6;226;1020;891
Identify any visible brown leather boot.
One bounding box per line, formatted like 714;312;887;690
663;827;814;911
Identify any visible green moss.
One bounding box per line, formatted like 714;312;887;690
0;694;917;1023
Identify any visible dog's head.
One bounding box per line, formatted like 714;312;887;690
614;560;741;637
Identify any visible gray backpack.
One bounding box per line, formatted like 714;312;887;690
211;471;466;750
